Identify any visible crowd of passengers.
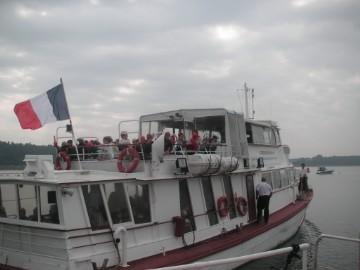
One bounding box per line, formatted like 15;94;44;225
55;130;219;161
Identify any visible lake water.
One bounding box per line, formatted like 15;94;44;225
239;166;360;270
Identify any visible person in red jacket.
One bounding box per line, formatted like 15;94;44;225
188;130;200;152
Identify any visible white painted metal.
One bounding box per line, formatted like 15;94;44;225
314;234;360;270
0;107;309;270
150;243;310;270
113;226;129;267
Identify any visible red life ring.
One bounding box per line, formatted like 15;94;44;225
117;147;140;173
217;196;229;218
236;196;248;217
55;151;71;170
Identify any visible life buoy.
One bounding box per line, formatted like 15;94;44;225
117;147;140;173
217;196;229;218
236;196;248;217
55;151;71;170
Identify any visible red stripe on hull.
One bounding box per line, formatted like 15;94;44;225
125;191;313;270
13;100;42;130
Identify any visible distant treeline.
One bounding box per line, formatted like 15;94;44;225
291;155;360;167
0;141;56;170
0;141;359;169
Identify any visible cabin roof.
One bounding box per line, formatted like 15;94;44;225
246;119;279;128
0;170;137;185
139;108;239;122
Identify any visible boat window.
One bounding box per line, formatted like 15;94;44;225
40;186;59;224
0;184;17;218
179;179;196;232
273;127;281;145
201;177;218;226
261;172;273;188
280;169;290;187
18;184;38;221
247;124;277;146
104;182;131;224
288;169;295;184
263;128;271;144
82;185;109;230
252;125;265;144
223;175;236;219
269;129;276;145
194;116;225;143
272;170;282;189
127;183;151;224
246;123;253;143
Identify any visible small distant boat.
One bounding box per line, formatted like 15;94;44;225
316;167;334;174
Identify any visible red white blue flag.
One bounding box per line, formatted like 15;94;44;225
14;84;70;130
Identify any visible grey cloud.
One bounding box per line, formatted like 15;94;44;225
0;0;359;157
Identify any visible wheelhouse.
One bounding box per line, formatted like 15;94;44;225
139;108;249;159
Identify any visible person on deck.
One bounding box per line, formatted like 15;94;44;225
66;140;77;160
142;134;153;160
188;130;200;152
299;163;309;193
164;132;173;154
175;132;186;154
119;131;131;150
256;177;272;224
209;135;218;153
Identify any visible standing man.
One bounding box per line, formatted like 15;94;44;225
299;163;308;193
256;177;273;224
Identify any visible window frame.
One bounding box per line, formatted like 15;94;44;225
200;177;219;226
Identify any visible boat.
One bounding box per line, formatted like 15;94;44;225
316;167;334;174
0;107;313;270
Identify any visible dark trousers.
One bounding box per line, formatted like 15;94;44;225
299;176;308;192
257;195;270;223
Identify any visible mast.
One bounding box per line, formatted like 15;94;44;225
244;83;249;120
60;78;83;170
251;88;255;119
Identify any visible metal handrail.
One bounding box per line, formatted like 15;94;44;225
151;243;310;270
314;233;360;270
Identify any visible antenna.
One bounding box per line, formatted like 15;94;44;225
251;88;255;119
244;82;249;119
237;83;255;119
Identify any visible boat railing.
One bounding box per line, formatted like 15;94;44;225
313;233;360;270
150;243;311;270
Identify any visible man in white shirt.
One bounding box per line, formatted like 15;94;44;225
256;177;273;224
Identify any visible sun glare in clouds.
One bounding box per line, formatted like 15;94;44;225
16;6;48;18
89;0;100;6
117;87;136;95
213;25;239;41
210;25;260;48
292;0;317;7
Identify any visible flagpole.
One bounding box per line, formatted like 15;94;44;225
60;78;83;170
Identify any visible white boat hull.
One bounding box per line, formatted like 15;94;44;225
196;208;306;270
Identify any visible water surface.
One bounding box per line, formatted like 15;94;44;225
239;166;360;270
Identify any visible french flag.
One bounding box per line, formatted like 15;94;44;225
14;84;70;130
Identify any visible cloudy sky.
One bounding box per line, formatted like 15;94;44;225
0;0;359;158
